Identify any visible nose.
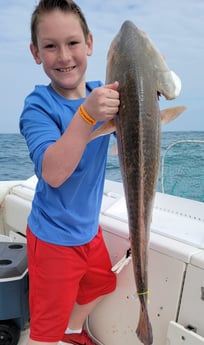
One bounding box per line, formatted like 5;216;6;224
58;46;70;62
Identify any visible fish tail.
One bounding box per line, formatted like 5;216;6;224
136;305;153;345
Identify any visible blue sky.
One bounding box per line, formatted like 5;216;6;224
0;0;203;133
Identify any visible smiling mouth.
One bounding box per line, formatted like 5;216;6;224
56;66;75;72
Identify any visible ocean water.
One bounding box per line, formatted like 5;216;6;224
0;132;204;202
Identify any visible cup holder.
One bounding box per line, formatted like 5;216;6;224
8;244;23;250
0;259;12;265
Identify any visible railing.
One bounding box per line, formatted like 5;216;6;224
160;140;204;202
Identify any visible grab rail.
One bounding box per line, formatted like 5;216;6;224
160;139;204;200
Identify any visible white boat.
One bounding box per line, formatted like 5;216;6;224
0;142;204;345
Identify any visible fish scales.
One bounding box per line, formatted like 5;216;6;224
106;21;166;345
88;19;185;345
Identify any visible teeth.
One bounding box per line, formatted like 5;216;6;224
58;67;73;72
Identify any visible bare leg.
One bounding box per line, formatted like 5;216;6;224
26;298;104;345
68;296;104;330
27;340;58;345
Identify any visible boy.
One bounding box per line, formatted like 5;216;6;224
20;1;120;344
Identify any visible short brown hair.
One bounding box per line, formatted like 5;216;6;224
31;0;90;47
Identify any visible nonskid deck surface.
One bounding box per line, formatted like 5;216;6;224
18;327;29;345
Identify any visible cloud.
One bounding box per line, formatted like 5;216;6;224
0;0;203;132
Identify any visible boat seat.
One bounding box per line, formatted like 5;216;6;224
3;176;37;237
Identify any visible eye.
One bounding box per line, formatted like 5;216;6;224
69;41;79;46
44;44;56;49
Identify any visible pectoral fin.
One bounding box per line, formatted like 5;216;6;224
89;119;116;142
161;105;186;125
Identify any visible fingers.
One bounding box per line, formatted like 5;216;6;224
102;81;120;118
104;81;119;101
104;82;119;100
83;82;120;123
104;81;119;91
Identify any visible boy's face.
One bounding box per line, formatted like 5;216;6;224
30;10;93;98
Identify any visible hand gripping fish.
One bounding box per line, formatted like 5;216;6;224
90;21;186;345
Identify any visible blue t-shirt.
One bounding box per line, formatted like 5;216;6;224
19;81;110;246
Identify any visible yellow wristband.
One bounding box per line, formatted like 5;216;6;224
79;104;97;126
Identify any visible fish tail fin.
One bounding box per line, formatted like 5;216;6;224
136;306;153;345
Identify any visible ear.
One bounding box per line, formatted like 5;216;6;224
30;43;42;64
86;33;93;56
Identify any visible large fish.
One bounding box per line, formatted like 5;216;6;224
91;21;186;345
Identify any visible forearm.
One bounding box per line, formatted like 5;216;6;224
42;110;94;188
41;82;119;187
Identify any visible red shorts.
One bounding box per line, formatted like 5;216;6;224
26;225;116;342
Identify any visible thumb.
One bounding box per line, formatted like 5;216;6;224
104;81;119;91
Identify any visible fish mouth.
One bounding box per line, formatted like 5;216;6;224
56;66;76;73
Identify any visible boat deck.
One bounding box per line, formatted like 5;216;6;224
1;177;204;345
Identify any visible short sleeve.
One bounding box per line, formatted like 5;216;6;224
19;86;62;177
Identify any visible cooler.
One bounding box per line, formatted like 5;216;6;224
0;241;29;329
